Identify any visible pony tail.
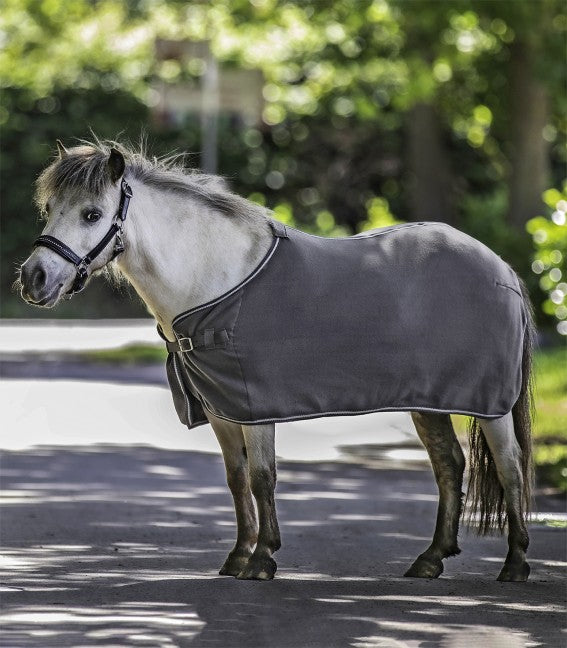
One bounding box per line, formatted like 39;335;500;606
465;279;535;535
466;417;506;534
512;280;535;519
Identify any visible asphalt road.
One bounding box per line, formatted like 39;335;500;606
1;361;566;647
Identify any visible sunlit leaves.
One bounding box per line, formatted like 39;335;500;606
5;0;562;159
358;196;402;232
527;186;567;334
0;0;153;100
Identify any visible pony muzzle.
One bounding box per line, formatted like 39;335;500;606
19;256;67;307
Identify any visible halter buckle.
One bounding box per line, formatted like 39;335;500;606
113;231;125;257
121;179;133;198
69;264;89;296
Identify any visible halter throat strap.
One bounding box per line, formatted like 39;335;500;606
34;178;132;296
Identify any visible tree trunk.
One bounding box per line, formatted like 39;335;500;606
406;102;454;224
507;40;550;229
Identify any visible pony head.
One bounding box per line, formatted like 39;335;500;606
20;141;126;306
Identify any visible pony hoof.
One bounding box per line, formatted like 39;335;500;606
219;551;252;577
497;561;530;582
404;557;444;579
237;556;277;580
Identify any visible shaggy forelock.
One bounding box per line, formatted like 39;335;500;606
35;138;268;221
35;145;112;214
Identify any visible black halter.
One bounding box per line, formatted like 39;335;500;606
34;179;133;296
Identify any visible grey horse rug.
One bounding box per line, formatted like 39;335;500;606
160;221;526;429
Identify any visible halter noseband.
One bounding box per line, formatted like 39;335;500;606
33;179;133;296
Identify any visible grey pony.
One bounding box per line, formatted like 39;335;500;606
20;141;534;584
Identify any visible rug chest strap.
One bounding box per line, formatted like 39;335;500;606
166;328;229;353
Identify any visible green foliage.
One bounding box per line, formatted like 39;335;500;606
0;0;154;100
458;189;535;288
358;196;402;232
534;445;567;493
1;0;566;321
527;185;567;335
533;346;567;439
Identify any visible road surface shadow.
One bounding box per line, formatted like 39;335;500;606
1;446;565;647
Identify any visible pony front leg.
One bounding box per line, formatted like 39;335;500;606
405;412;465;578
238;423;280;580
207;414;258;576
479;413;530;581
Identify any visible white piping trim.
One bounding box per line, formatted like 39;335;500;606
172;352;191;424
172;237;281;326
283;221;430;241
193;401;512;429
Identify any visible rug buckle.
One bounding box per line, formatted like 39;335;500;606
178;336;194;353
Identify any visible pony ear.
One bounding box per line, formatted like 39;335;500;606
56;139;69;159
107;148;125;183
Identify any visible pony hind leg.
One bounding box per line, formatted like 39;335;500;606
405;412;465;578
208;414;258;577
238;423;280;580
479;413;530;581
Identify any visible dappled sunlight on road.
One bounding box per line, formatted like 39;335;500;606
0;602;205;646
1;361;565;645
348;593;565;614
348;624;531;648
1;445;565;646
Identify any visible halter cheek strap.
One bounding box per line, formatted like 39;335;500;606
34;179;132;296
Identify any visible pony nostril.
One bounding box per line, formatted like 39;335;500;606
32;266;47;290
22;263;47;294
20;262;35;291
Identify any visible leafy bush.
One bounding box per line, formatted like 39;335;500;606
358;196;403;232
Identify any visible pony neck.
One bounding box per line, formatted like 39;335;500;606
116;178;273;340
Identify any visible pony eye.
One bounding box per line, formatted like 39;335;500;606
84;210;102;223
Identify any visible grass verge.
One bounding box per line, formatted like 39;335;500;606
532;346;567;492
80;344;167;364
